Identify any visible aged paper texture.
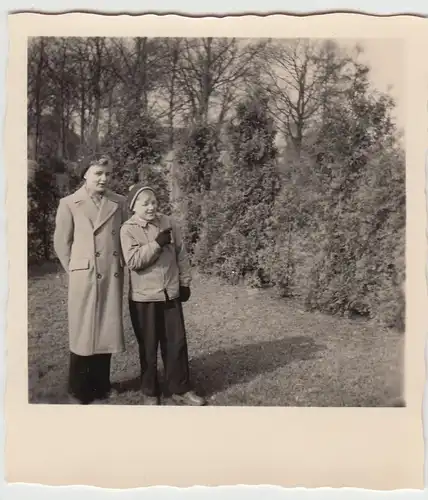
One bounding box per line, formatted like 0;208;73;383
4;12;427;490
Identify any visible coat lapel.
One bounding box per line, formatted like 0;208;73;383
72;186;98;227
93;191;119;232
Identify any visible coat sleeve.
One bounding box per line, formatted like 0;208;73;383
120;224;162;271
172;219;192;287
53;198;74;272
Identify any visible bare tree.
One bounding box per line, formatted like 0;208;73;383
175;38;267;125
157;38;183;147
262;39;358;156
27;37;46;159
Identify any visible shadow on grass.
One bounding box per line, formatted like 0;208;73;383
190;335;323;397
112;335;324;399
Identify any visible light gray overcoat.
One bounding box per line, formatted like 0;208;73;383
53;185;128;356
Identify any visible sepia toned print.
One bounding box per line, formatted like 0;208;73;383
5;13;426;490
27;35;405;407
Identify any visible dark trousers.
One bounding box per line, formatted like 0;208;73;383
68;352;112;404
129;299;191;397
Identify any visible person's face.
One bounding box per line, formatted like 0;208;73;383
134;190;158;221
84;162;112;194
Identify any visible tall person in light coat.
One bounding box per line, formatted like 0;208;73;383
53;155;128;404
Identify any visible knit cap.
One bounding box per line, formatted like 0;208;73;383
127;183;156;211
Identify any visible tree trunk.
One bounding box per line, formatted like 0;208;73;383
33;37;45;160
60;41;67;158
135;38;148;114
89;38;103;151
141;38;148;113
168;41;180;148
107;88;113;137
200;37;213;122
79;43;87;144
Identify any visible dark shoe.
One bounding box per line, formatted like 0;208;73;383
172;391;206;406
143;395;160;405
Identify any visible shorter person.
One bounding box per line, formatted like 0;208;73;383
120;183;205;406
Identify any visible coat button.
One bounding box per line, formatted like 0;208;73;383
114;272;119;278
112;230;116;235
97;273;102;279
95;252;100;257
113;251;118;257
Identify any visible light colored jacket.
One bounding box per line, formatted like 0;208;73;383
120;213;191;302
53;185;128;356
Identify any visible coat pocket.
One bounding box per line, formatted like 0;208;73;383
69;258;90;271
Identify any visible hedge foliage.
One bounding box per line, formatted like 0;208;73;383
28;80;405;330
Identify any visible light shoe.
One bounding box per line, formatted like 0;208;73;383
171;391;206;406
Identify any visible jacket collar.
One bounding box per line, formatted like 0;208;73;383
129;213;161;228
72;185;119;232
72;184;117;203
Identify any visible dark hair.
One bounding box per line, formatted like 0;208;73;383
78;153;112;180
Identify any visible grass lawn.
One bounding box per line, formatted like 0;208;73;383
28;262;404;406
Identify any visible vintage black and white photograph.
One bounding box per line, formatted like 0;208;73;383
27;35;405;408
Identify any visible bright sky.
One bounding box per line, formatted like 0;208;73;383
338;38;405;132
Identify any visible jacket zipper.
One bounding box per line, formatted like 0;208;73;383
158;226;169;302
162;266;168;302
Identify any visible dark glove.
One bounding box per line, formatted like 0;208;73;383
179;286;191;303
155;228;172;247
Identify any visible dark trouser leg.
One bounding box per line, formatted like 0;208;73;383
68;352;90;404
162;299;191;396
68;352;112;404
92;354;112;399
68;353;95;404
158;307;168;374
129;300;160;397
